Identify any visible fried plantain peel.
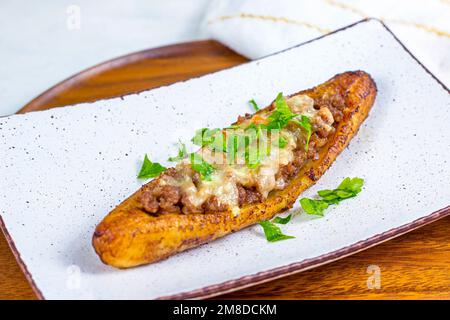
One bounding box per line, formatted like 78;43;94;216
93;71;377;268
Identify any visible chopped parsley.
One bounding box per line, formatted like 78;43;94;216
300;177;364;216
168;141;188;162
273;214;292;224
259;220;295;242
278;135;288;148
245;146;262;169
299;198;329;216
209;131;227;152
137;154;166;179
191;128;221;147
192;128;227;152
265;93;297;130
263;93;312;150
249;99;260;111
190;153;215;181
293;115;312;151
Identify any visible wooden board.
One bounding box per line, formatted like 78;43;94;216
1;40;449;299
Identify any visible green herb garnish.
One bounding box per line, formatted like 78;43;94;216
316;177;364;204
168;141;188;162
264;93;312;151
244;132;263;169
137;154;166;179
293;115;312;151
249;99;260;111
265;93;297;130
259;220;295;242
273;214;292;224
191;128;221;147
190;153;215;181
299;198;329;216
300;177;364;216
278;136;288;148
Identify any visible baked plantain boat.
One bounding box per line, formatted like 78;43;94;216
93;71;377;268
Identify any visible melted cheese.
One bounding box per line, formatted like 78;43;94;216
166;94;316;214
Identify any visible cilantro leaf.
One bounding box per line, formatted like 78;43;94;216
137;154;166;179
190;153;215;181
273;214;292;224
300;177;364;216
259;220;295;242
168;141;188;162
249;99;260;111
300;198;329;216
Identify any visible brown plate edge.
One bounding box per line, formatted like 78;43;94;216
18;39;236;114
0;18;448;300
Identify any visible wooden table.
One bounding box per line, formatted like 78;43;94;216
1;40;449;299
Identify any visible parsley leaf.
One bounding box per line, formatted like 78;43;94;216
244;133;263;169
245;149;262;169
265;93;297;130
259;220;295;242
273;214;292;224
191;128;221;147
300;177;364;216
249;99;260;111
137;154;166;179
264;94;312;151
293;115;312;151
278;136;288;148
338;177;364;194
192;128;227;152
168;141;188;162
317;177;364;204
190;153;215;181
209;131;227;152
299;198;329;216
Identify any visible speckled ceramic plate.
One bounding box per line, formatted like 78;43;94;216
1;19;449;300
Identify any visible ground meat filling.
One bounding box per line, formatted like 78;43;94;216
140;94;339;215
237;185;263;207
277;150;308;182
314;91;346;123
140;183;182;214
203;196;229;213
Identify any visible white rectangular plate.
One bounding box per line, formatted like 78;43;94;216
1;19;449;299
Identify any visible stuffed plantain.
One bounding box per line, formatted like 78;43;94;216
93;70;377;268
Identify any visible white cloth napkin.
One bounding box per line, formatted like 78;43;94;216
201;0;450;85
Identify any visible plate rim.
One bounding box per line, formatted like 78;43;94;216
18;39;246;114
159;206;450;299
1;18;449;300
